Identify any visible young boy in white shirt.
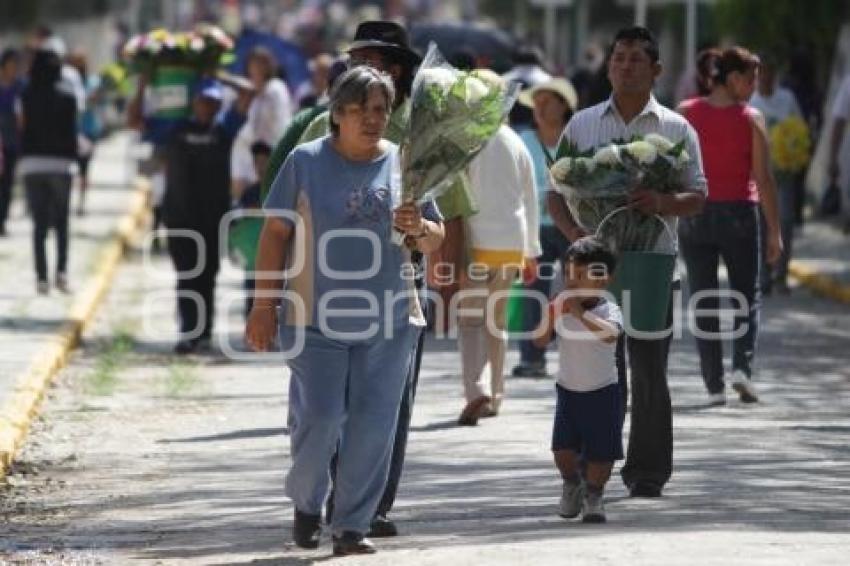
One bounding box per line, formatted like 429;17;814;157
534;237;623;523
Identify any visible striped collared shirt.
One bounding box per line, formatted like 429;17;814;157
554;95;708;252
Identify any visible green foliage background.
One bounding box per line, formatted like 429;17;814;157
714;0;848;80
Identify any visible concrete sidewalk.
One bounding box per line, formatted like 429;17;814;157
0;131;146;473
1;220;848;564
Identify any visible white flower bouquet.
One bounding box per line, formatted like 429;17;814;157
550;134;690;253
399;43;519;205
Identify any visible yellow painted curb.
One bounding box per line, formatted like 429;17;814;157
0;178;151;479
788;260;850;305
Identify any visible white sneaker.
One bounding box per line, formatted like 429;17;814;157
707;392;726;406
582;489;607;523
558;479;584;519
731;370;759;403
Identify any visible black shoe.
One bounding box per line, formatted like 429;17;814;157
196;336;213;353
629;483;662;498
511;362;548;378
332;531;375;556
293;508;321;549
368;514;398;538
173;339;198;355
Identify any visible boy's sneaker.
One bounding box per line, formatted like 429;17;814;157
582;490;606;523
731;370;759;403
558;479;584;519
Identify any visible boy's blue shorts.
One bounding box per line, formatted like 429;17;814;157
552;383;623;462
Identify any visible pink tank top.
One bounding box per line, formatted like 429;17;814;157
681;98;758;203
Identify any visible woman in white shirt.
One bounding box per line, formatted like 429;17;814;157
231;47;293;198
455;71;542;425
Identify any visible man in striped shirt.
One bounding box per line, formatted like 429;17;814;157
547;26;707;498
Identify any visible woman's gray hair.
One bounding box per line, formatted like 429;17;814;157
328;66;395;136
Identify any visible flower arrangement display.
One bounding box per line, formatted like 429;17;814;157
550;134;690;253
769;115;810;173
122;24;235;75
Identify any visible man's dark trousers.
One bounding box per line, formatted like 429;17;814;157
376;326;425;515
167;225;220;339
616;282;677;491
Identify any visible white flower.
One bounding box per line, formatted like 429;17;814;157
624;140;658;165
418;67;457;93
593;144;620;166
643;133;675;153
464;76;489;105
574;157;596;174
123;36;142;55
550;157;573;182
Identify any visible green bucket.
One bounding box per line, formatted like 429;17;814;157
598;207;676;334
227;217;263;270
608;250;676;333
150;66;198;120
505;280;525;333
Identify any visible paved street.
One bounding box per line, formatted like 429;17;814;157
1;227;848;564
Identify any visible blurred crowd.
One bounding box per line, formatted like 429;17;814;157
3;15;840;300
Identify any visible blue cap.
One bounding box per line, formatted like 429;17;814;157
194;78;224;102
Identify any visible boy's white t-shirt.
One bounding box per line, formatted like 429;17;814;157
556;299;623;392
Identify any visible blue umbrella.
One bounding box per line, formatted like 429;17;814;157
229;28;310;92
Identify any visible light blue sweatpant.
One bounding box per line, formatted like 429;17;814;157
283;324;418;536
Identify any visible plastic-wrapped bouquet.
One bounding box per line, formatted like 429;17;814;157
399;43;519;205
550;134;690;253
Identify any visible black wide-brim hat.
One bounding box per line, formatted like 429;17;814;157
346;20;422;66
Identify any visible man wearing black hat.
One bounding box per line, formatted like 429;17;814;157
298;21;421;143
267;21;474;542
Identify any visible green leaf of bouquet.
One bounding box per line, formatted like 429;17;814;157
555;139;578;160
449;75;467;101
669;139;686;157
